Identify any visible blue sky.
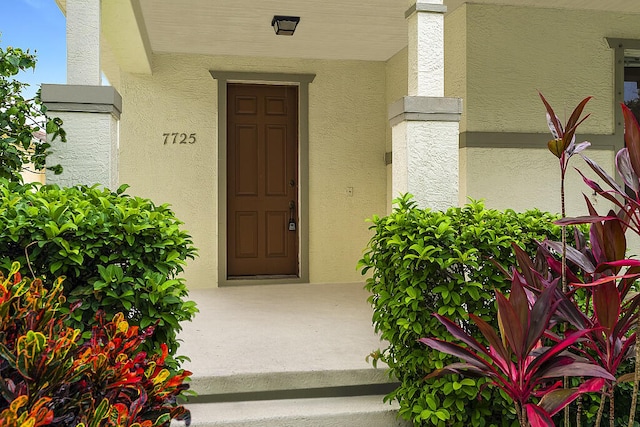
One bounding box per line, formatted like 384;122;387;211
0;0;66;98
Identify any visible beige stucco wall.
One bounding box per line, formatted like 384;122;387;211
448;4;635;215
385;47;408;125
461;147;614;216
385;47;408;211
97;3;638;289
444;6;468;204
444;6;467;133
46;110;119;189
107;53;387;288
461;3;640;133
100;38;121;90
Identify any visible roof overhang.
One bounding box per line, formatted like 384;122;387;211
57;0;153;74
55;0;640;70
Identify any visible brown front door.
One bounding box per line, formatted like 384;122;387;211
227;83;299;277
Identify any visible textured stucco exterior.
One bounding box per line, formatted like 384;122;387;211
106;54;387;288
444;6;467;132
66;0;101;85
459;3;640;134
56;1;640;288
101;39;122;89
44;1;119;190
462;147;615;216
385;48;409;149
392;120;459;210
101;0;152;75
449;4;637;214
46;111;118;188
385;47;408;210
408;6;445;97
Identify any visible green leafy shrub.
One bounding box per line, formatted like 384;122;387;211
0;179;197;366
0;262;191;426
359;196;573;426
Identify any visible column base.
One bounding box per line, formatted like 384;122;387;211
390;96;462;210
41;84;121;189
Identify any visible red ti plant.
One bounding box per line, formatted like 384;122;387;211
420;272;614;427
539;94;592;171
576;103;640;237
514;98;640;427
537;92;595;427
549;101;640;427
519;97;640;427
541;223;640;427
420;96;640;427
539;93;592;281
538;93;592;312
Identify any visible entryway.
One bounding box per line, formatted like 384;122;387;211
226;83;299;277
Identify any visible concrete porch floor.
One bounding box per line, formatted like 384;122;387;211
173;281;412;426
178;281;392;397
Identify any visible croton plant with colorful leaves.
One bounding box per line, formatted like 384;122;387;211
0;262;191;426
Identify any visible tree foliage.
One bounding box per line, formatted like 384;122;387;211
0;38;65;182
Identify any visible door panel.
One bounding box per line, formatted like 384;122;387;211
234;125;259;196
266;211;288;257
265;126;287;196
227;84;299;277
235;212;258;258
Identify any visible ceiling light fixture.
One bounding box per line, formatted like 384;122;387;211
272;15;300;36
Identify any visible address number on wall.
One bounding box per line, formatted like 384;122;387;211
163;133;196;145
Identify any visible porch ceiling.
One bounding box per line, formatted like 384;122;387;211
137;0;640;62
57;0;640;64
446;0;640;15
137;0;408;62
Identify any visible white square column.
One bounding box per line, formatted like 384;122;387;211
407;1;446;97
67;0;102;85
391;2;462;210
43;0;121;190
41;85;121;189
390;97;461;210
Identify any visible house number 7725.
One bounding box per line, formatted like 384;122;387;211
163;133;196;144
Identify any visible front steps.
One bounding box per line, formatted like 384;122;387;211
177;360;403;426
172;283;410;426
183;396;407;427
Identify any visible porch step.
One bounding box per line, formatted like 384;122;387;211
176;395;409;427
188;367;393;397
175;283;409;426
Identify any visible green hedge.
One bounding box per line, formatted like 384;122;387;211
359;195;570;426
0;180;197;366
